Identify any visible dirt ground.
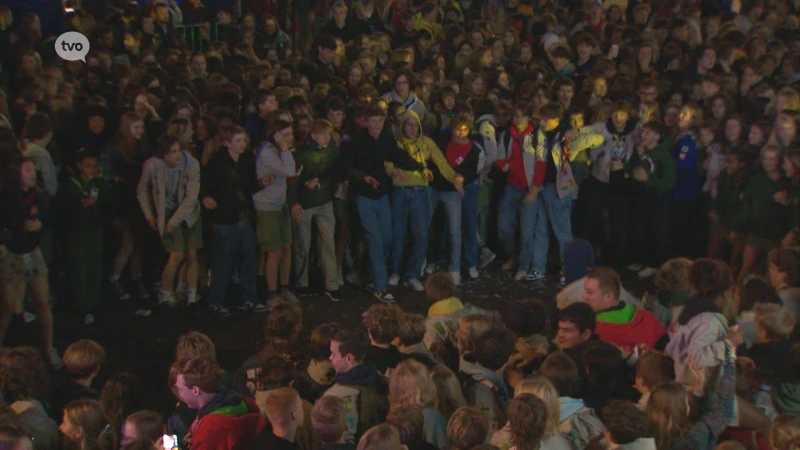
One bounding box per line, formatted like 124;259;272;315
39;265;650;415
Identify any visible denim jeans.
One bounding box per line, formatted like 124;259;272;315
461;181;480;270
208;221;257;306
356;195;392;290
429;189;463;273
391;187;431;281
532;183;574;274
477;178;493;249
497;184;539;271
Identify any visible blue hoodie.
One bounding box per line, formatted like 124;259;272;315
672;133;704;201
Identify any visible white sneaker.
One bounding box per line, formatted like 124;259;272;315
468;267;479;279
638;267;658;278
47;347;63;369
425;262;438;275
514;270;527;281
406;278;424;292
84;313;95;325
450;271;461;286
628;263;644;272
22;311;37;323
388;274;400;286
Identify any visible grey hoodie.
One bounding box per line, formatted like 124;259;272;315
253;141;296;211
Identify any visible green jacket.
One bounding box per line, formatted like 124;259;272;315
287;139;342;209
626;139;676;195
744;171;797;240
712;172;749;232
57;177;108;232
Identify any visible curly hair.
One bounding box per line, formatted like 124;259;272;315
169;357;222;394
0;347;51;402
265;302;303;341
654;258;693;298
602;400;651;445
508;394;547;450
361;304;403;345
389;359;437;410
424;272;458;302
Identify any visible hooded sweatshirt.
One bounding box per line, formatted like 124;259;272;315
137;151;201;236
383;90;428;128
665;297;729;387
188;389;264;450
253;141;297;211
325;364;388;443
346;127;423;200
595;302;666;353
583;118;637;184
389;110;458;187
617;138;677;196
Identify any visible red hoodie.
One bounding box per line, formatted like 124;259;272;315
190;392;265;450
594;304;666;355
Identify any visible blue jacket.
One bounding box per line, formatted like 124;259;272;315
672;133;704;201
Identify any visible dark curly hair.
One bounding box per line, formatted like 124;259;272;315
689;258;733;299
603;400;651;445
0;347;51;402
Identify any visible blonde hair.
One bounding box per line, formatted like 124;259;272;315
646;382;690;449
447;407;489;450
64;399;116;450
771;414;800;450
176;331;217;362
754;303;796;340
389;359;437;410
515;376;560;439
312;396;347;444
357;424;402;450
458;315;494;354
263;387;301;426
63;340;106;379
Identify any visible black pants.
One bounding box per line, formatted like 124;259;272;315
671;197;709;259
632;191;671;268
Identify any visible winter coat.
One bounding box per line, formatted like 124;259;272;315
137;152;201;236
595;303;666;354
532;127;604;198
324;364;389;444
665;297;729;388
187;389;265;450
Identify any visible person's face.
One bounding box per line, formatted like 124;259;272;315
556;320;588;350
133;94;150;115
163;142;182;167
241;15;254;29
497;72;510;90
262;95;278;114
520;46;532;62
558;85;574;105
367;115;385;136
777;114;797;139
698;127;714;147
402;117;419;138
19;160;36;190
608;6;621;22
784;156;798;178
673;24;689;41
174;374;200;409
348;67;363;88
312;129;331;148
333;7;347;25
512;109;530;130
583;277;613;312
155;6;169;23
191;55;207;75
569;113;585;128
634;8;649;23
318;47;334;63
77;156;99;181
359;56;376;75
762;149;781;172
327;110;345;129
452;123;471;143
120;420;140;447
503;31;515;47
710;98;726;120
638;46;653;65
541;116;560;132
217;11;231;25
470;31;484;48
196;120;208;141
395;75;410;96
533;89;549;109
59;414;82;443
329;341;352;373
577;43;592;60
749;126;765;145
723;153;743;176
88;116;105;134
593;79;607;97
123;33;138;51
295;119;311;141
724;119;742;143
612;111;629;131
678;106;693;129
471;77;485;97
638;104;653;122
701;48;716;70
21;55;37;74
776;94;790;113
702;81;719;99
641;127;660;148
227;132;247;154
130;121;145;140
265;19;277;34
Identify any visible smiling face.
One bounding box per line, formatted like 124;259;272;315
556;320;589;350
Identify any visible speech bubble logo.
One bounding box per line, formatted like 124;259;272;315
55;31;90;62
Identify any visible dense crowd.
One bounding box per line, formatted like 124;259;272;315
0;0;800;448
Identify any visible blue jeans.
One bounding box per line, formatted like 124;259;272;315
461;182;480;270
429;189;463;273
356;195;392;290
391;187;431;280
532;183;574;274
209;221;257;306
497;184;539;271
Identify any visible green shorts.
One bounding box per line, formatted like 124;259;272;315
162;220;204;253
257;209;292;252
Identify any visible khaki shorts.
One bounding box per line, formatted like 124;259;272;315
162;220;204;253
256;209;292;252
0;247;48;286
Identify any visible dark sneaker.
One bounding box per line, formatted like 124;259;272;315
366;285;395;303
110;279;130;300
523;271;546;282
325;290;343;302
209;304;231;317
239;301;268;312
280;288;299;303
295;286;313;296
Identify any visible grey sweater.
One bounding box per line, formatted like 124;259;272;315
253;142;296;211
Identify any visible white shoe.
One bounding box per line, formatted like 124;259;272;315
628;263;644;271
468;267;479;279
450;271;461;286
514;270;527;281
22;311;37;323
638;267;658;278
406;278;424;292
425;262;438;275
388;274;400;286
84;313;95;325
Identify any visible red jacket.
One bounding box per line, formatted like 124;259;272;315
189;391;265;450
595;305;665;354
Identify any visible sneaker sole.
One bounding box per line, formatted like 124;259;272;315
478;254;497;268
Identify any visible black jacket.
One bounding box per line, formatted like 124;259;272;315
346;128;422;200
200;149;260;226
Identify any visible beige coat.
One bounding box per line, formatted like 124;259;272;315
137;152;201;237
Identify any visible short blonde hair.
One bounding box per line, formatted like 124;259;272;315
176;331;216;362
755;303;796;340
357;424;402;450
263;387;301;426
312;396;347;444
515;376;560;439
63;340;106;378
447;407;489;450
389;359;437;410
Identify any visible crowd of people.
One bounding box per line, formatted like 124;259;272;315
0;0;800;447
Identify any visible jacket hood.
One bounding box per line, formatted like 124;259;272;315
335;363;381;386
605;117;637;136
387;90;420;109
677;296;723;326
428;297;465;316
398;110;423;144
198;389;254;419
559;397;586;423
459;355;509;402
